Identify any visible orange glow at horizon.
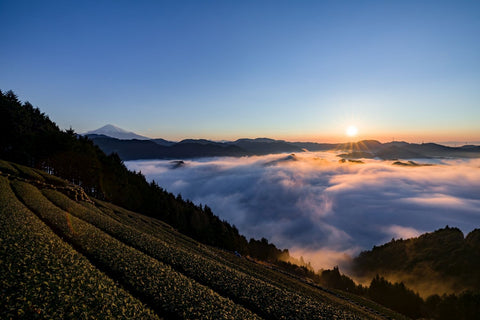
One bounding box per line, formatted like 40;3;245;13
145;128;480;145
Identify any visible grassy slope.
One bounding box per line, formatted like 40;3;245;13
0;160;401;319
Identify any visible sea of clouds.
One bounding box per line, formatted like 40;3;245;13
126;153;480;271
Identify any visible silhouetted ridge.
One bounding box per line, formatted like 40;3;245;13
466;229;480;246
338;141;480;160
352;226;480;292
87;134;480;161
229;138;302;155
87;135;249;159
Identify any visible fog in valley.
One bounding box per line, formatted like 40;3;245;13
127;153;480;271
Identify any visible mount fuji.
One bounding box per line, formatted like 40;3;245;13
84;124;150;140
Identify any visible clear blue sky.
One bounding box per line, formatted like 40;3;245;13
1;0;479;142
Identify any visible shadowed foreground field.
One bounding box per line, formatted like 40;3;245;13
0;160;405;319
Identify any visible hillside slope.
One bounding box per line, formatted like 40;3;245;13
0;160;393;320
352;227;480;296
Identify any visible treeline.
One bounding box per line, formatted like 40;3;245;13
352;226;480;291
0;89;289;261
346;226;480;318
272;246;479;319
314;267;480;319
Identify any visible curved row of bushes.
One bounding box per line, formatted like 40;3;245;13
12;180;259;320
43;187;367;320
0;177;158;319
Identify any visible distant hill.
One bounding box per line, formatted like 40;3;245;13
230;138;303;155
291;140;384;152
85;136;171;160
296;140;480;160
86;135;306;160
169;141;247;158
151;138;176;146
264;154;299;166
86;134;480;161
290;142;338;151
351;226;480;296
337;141;480;160
85;124;151;140
87;136;248;160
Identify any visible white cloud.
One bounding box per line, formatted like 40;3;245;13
126;153;480;269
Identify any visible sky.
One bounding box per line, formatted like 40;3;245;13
127;154;480;272
1;0;479;143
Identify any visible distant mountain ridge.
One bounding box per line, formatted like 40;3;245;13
84;125;480;161
337;141;480;159
84;126;304;160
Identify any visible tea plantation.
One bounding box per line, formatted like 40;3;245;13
0;160;394;319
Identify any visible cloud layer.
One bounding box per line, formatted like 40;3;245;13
126;153;480;270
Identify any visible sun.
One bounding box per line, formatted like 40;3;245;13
346;125;358;137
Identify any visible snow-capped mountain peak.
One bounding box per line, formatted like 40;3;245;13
84;124;150;140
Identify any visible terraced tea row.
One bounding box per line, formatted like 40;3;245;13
12;180;259;320
0;177;158;319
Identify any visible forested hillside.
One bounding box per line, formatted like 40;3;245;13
352;226;480;294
